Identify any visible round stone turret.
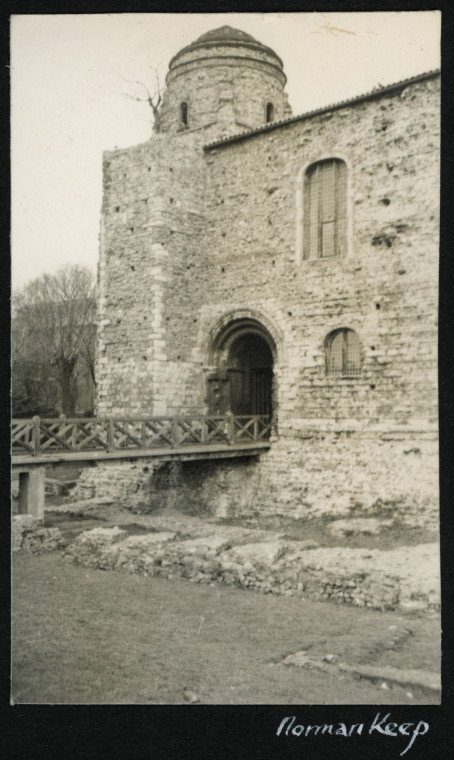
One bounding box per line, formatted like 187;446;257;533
157;26;292;139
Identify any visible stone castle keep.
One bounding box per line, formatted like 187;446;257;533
94;26;439;524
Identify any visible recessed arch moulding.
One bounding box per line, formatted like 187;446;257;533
205;307;285;367
200;307;287;421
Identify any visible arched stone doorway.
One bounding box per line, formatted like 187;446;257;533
206;317;277;418
227;333;273;415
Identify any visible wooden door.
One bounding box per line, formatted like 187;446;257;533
228;369;248;415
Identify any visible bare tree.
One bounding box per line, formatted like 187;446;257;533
124;67;163;132
12;265;97;417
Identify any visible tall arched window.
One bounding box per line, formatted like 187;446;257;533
325;328;361;377
303;158;347;259
266;102;274;123
180;101;189;127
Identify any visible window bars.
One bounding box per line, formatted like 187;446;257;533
326;328;361;376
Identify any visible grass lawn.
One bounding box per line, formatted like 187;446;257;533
12;552;440;704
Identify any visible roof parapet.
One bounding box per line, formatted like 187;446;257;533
203;69;440;151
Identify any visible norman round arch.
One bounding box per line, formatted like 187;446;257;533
206;308;284;366
205;309;284;418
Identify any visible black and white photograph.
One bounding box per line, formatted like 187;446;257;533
11;11;441;709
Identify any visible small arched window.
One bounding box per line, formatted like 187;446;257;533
303;158;347;259
325;328;361;377
180;101;189;127
266;102;274;123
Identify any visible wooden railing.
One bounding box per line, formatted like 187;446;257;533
11;414;272;458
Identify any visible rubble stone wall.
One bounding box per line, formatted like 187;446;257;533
201;75;439;432
12;516;67;554
96;31;439;525
98;75;439;424
73;428;438;530
97;132;211;416
63;527;440;612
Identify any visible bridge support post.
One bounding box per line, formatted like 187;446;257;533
17;466;45;520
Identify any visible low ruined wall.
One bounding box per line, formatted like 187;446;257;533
12;516;67;554
63;527;439;612
13;510;439;612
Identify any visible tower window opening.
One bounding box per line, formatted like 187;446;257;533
266;102;274;123
180;101;189;127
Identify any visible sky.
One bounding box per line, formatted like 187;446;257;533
10;11;441;290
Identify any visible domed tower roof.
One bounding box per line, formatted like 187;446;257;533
193;26;258;44
169;25;284;71
158;25;291;137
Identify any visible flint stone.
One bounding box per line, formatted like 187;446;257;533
122;532;176;549
227;541;288;566
12;517;39;552
178;536;231;556
77;526;127;545
299;540;320;550
12;515;41;532
282;651;330;671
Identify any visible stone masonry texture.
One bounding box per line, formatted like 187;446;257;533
62;524;439;613
95;26;439;522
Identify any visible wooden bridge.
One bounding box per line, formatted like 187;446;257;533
12;414;271;518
